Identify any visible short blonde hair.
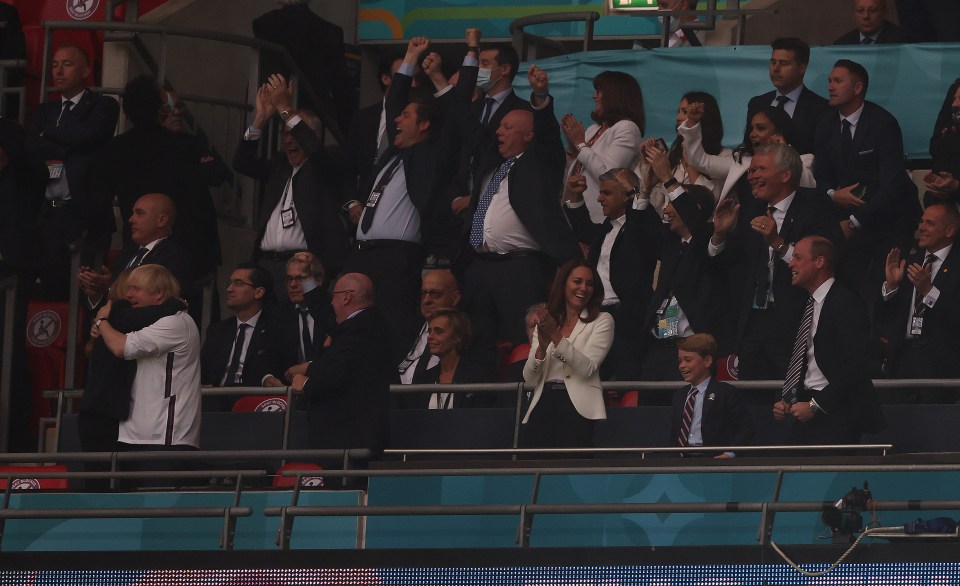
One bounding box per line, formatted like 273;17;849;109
677;333;718;359
110;268;135;302
129;264;180;300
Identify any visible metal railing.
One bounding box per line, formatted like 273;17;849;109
616;0;780;47
509;12;600;61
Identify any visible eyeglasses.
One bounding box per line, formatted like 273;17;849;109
420;289;447;300
333;289;355;296
284;275;310;284
226;279;256;288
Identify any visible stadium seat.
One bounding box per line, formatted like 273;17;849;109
272;463;324;488
0;465;68;490
231;396;288;413
618;391;639;407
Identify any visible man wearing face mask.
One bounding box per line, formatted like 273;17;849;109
449;30;531;221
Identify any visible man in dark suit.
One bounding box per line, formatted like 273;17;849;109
201;263;293;410
450;32;531;223
564;168;660;381
292;273;392;461
671;333;754;457
774;236;886;446
834;0;913;45
710;143;838;381
91;75;218;318
78;193;193;310
879;202;960;402
25;44;120;299
252;0;355;137
274;252;334;385
814;59;921;295
745;38;828;156
461;65;581;345
343;37;465;360
234;76;350;301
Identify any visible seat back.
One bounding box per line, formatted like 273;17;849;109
231;395;288;413
273;463;324;488
0;465;68;490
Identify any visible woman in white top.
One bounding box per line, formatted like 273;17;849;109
639;91;726;213
560;71;645;223
521;260;614;449
679;103;816;206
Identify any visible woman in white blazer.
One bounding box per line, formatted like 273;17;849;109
560;71;645;223
679;104;816;206
521;260;614;448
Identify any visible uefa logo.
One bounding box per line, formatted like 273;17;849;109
255;398;287;412
66;0;99;21
26;310;61;348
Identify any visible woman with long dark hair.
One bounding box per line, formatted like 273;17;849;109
677;103;816;205
640;91;725;212
521;260;613;448
560;71;645;222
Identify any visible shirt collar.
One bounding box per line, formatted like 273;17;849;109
610;213;627;228
770;192;796;215
929;243;953;262
488;87;514;105
842;103;865;127
692;376;712;394
238;310;262;329
62;90;86;107
778;84;804;102
141;237;166;253
811;277;836;305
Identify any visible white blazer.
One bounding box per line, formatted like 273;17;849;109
522;311;614;423
565;119;643;223
678;121;816;205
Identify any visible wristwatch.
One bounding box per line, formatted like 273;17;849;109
775;241;789;258
279;110;292;122
95;317;108;328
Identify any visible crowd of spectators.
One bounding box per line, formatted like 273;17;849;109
1;0;959;461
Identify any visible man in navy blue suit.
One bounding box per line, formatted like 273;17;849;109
25;44;119;299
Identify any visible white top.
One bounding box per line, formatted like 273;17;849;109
804;277;835;393
398;322;438;385
478;153;540;254
678;121;816;205
357;154;422;243
598;213;626;305
260;164;308;252
119;311;202;447
565;119;643;223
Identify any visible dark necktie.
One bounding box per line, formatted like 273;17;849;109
678;386;699;447
469;156;517;248
480;97;496;127
861;36;875;45
775;95;790;111
841;119;854;165
299;308;313;362
914;253;938;313
128;246;149;268
782;295;814;404
224;323;250;386
360;155;403;234
57;101;73;127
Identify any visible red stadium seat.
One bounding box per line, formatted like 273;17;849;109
0;465;68;490
273;463;324;488
716;355;739;381
231;396;288;413
618;391;639;407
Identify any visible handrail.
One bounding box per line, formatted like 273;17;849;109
39;19;344;145
509;12;600;61
0;275;16;453
620;1;780;47
385;444;893;460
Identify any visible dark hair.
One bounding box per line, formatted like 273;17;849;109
734;106;798;163
408;89;440;138
927;200;960;228
122;74;163;128
546;259;603;327
376;52;402;93
770;37;811;65
591;71;646;134
487;44;520;82
236;262;274;301
670;91;723;169
834;59;870;95
429;308;473;355
678;183;716;239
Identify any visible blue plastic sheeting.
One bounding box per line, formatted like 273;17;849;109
367;470;960;548
3;491;361;551
513;43;960;159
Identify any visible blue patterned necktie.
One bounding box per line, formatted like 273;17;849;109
782;295;814;404
469;156;517;248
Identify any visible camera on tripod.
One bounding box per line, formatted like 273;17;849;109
822;482;872;540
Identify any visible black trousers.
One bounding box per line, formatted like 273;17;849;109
520;383;595;451
463;253;550;346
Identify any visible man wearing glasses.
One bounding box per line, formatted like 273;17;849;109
277;252;336;384
200;263;293;410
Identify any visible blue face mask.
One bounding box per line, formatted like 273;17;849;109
477;66;502;92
